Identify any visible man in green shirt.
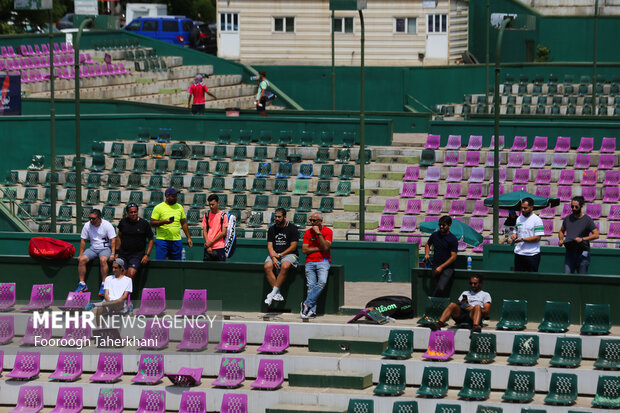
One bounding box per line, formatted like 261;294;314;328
150;188;193;260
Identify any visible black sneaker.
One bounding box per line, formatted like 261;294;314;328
429;322;441;331
472;325;482;333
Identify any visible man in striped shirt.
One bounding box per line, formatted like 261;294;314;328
510;197;545;272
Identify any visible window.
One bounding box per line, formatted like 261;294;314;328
162;20;177;32
182;20;193;32
274;17;295;33
142;20;158;32
395;17;416;34
333;17;354;33
125;20;141;31
427;14;447;33
220;13;239;32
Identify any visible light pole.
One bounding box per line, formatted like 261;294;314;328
49;8;57;232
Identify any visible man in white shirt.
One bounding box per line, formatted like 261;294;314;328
510;197;545;272
429;274;492;334
86;258;133;326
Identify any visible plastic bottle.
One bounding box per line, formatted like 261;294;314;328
467;256;472;271
387;270;393;283
128;301;134;314
181;248;186;261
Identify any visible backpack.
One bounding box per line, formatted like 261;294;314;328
261;80;277;102
364;295;414;319
205;211;237;258
28;237;75;260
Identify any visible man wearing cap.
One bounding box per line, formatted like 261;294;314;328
187;74;217;115
86;258;133;325
114;203;154;279
150;188;193;260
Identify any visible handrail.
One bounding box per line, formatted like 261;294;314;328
405;93;436;115
0;186;34;232
241;64;304;111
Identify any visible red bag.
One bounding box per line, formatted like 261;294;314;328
28;237;75;260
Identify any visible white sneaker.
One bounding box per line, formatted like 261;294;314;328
264;292;274;306
300;302;311;319
272;293;284;302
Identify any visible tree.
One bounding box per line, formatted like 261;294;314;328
0;0;71;34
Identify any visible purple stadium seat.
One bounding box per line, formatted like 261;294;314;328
467;135;483;150
600;137;616;153
464;152;481;167
449;200;467;216
529;153;547;168
93;388;123;413
90;353;123;383
58;292;91;311
535;186;551;198
445;183;462;199
558;170;575;185
50;387;82;413
135;288;166;316
512;184;527;192
511;136;528;151
251;358;284;390
132;354;164;384
489;168;507;183
532;136;548;151
212;357;245;388
554;136;571;152
443;151;459;166
485;151;498;167
21;316;51;345
0;282;16;311
581;170;598;186
468;167;485;183
608;222;620;238
364;233;377;241
548;238;559;246
577;137;594;153
574;154;591;169
403;166;419;181
457;240;467;251
467;184;484;200
177;289;207;316
7;352;40;380
551;153;568;169
400;183;417;198
469;217;484;233
136;390;165;413
599;154;615;170
427;200;443;215
538;205;555;219
141;318;170;350
610;205;620;221
384;235;400;243
581;186;596;202
425;166;441;181
499;207;510;217
425;134;440;149
400;215;417;231
221;394;248;413
558;187;573;202
407;236;422;245
586;204;602;219
446;167;463;182
535;170;552;185
49;352;82;382
424;216;437;222
507;153;524;168
215;323;247;352
513;169;530;184
542;219;554;236
0;315;14;344
489;184;505;197
166;367;204;387
177;321;209;351
179;392;206;413
423;183;439;198
422;330;455;361
490;135;505;149
383;198;400;214
560;203;572;219
61;322;91;345
257;324;290;354
10;386;43;413
604;170;620;186
405;199;421;214
377;215;396;232
20;284;53;311
603;186;620;203
473;238;490;252
445;134;462;149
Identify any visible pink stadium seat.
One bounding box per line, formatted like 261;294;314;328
599;154;615;170
466;135;483;150
529;153;547;168
445;183;462;198
577;137;594;153
383;198;400;214
469;217;484;232
574;154;591;169
511;136;528;151
400;183;417;198
553;136;571;152
507;152;524;168
607;222;620;238
445;135;462;149
473;238;490;252
446;167;463;182
472;200;489;216
468;167;485;183
489;184;505;197
513;169;530;184
604;170;620;186
457;240;467;251
512;184;527;192
548;238;560;246
603;186;620;203
542;220;554;236
403;166;419;181
586;204;601;219
600;137;616;153
561;203;572;218
485;151;499;167
449;200;467;216
427;199;443;215
384;235;400;243
425;166;441;181
443;151;459;166
490;135;505;149
489;168;507;183
558;170;575;185
378;215;396;232
535;186;551;198
608;205;620;220
407;236;421;245
405;199;422;214
581;170;598;186
423;183;439;198
557;186;573;201
539;206;556;218
532;136;548;151
422;330;455;361
464;152;481;167
364;233;377;241
581;186;596;202
400;215;417;232
425;134;440;149
467;184;484;200
535;170;552;184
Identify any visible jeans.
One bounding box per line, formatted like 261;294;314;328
514;253;541;272
304;260;330;313
431;267;454;298
564;250;590;274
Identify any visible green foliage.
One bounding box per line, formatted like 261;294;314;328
168;0;215;22
535;44;550;62
0;0;69;34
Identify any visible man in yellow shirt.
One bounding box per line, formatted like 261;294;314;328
150;188;193;260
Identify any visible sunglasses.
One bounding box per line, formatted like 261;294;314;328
89;217;98;221
309;219;320;222
470;282;479;285
112;266;121;269
571;205;581;209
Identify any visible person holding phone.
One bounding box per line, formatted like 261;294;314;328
150;188;193;260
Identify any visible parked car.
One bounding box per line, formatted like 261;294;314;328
123;16;194;47
56;13;74;30
190;21;217;54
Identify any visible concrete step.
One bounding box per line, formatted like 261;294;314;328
267;405;346;413
288;370;372;389
308;336;387;354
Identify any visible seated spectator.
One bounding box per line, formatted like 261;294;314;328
429;274;491;334
85;258;133;326
264;208;299;306
500;210;517;244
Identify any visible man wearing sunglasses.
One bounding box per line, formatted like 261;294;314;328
114;203;154;279
424;215;458;297
510;197;545;272
76;209;117;296
300;212;333;319
558;196;599;274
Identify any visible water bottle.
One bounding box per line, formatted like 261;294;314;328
128;301;134;314
467;256;472;271
181;248;186;261
387;270;393;283
250;75;259;80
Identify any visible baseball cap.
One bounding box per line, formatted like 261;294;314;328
165;188;180;196
194;74;202;83
114;258;125;267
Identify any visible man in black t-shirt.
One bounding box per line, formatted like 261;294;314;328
424;215;459;297
114;203;154;279
558;196;599;274
264;208;299;306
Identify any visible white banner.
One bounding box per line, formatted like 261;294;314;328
75;0;99;15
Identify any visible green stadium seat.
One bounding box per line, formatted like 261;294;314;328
381;329;413;359
339;164;355;180
126;174;142;189
247;212;263;227
5;170;18;185
151;144;165;159
507;334;539;365
146;176;163;190
342;131;356;147
57;205;72;221
43;172;57;187
69;156;86;171
320;131;333;147
464;333;496;364
153;159;168;174
211;145;227;161
276;196;292;210
297;164;313;179
259;130;272;145
105;191;121;206
137;127;150;142
186;209;201;226
239;129;252;145
104;174;120;189
549;337;582;368
544;373;578;405
189;176;204;192
233;194;247;210
170;143;190;159
552;95;562;105
278;130;292;146
335;181;351;196
417;366;448;397
300;131;314;146
272;179;288;194
189;227;203;238
592;376;620;408
347;400;373;413
231;178;246;193
538;301;570;332
315;148;330;163
170;176;185;190
502;370;535;402
131;159;147;174
335;149;351;164
35;204;51;221
59;223;73;233
457;368;491;400
63;189;77;204
63;173;77;188
548;83;558;95
111;158;126;173
102;206;115;221
128;191;143;206
373;364;406;396
292;180;309;195
520;104;531;115
252;228;267;239
90;155;106;172
506;105;516;115
297;196;313;212
581;303;611;334
318;164;334;180
255;162;271;178
250;178;267;194
171;160;188;175
85;189;100;205
190;193;206;209
318;197;334;213
417;296;450;326
194;161;210;176
276;162;292;178
218;129;232;144
252;146;268;162
2;187;16;202
232;146;247;161
274;147;288;162
22;188;38;204
293;213;307;229
17;204;30;220
190;145;205;159
532;84;542;96
228;209;241;223
461;104;471;117
420;149;435;166
252;195;269;211
110;142;124;157
550;105;561;115
130;143;147;158
143;207;154;221
55;155;65;170
148;191;164;207
475;406;501;413
212;161;230;177
496;299;527;330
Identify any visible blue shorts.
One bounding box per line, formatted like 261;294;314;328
155;239;183;260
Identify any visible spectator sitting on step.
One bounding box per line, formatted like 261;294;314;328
429;274;491;334
85;258;133;326
264;208;299;306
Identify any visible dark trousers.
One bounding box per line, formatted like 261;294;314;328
431;267;454;297
514;253;541;272
203;248;226;262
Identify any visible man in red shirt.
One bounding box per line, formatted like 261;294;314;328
300;212;333;319
187;74;217;115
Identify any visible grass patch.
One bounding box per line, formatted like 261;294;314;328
365;172;405;180
355;188;400;196
135;78;153;84
375;156;419;163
